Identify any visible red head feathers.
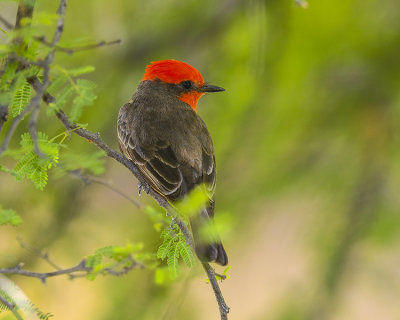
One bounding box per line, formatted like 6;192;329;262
142;59;205;86
142;60;224;111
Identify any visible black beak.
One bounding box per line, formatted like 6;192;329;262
200;84;225;92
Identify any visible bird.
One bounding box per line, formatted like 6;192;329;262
117;59;228;266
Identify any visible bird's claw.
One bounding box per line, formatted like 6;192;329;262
138;181;150;196
169;217;176;229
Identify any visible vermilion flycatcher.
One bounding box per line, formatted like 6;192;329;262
117;60;227;265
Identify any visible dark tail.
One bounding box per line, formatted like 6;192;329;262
190;209;228;266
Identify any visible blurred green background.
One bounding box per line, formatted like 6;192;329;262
2;0;400;319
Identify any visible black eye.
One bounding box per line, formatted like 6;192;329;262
180;80;193;90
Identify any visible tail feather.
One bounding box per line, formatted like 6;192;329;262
190;209;228;266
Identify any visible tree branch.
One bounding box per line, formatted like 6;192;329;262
35;37;122;55
0;256;142;284
0;261;89;284
203;263;230;319
28;0;67;156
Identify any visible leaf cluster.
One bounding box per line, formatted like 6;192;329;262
85;243;144;280
12;132;59;190
47;66;97;122
0;206;22;226
157;225;195;279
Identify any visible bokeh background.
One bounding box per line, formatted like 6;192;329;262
2;0;400;319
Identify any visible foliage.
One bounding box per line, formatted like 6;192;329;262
85;243;144;280
11;80;31;117
175;184;210;217
47;67;97;121
0;206;22;226
157;225;195;279
12;132;59;190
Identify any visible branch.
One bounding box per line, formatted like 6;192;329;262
0;99;36;157
0;261;89;284
17;237;63;271
35;37;122;55
28;0;67;156
0;257;142;284
203;263;230;319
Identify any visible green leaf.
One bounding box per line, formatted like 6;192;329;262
178;237;195;268
167;244;180;279
34;12;59;26
216;266;231;281
59;150;106;175
157;233;174;260
11;80;31;117
175;184;209;217
54;84;74;109
0;207;22;226
68;65;95;77
144;205;170;230
0;61;18;91
13;132;59;190
154;267;174;285
47;74;68;95
85;243;142;280
70;79;97;121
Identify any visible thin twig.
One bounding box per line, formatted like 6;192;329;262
0;260;89;284
7;53;46;67
68;169;142;208
202;263;230;319
17;237;63;271
0;101;36;157
28;0;67;156
0;257;142;283
35;37;122;54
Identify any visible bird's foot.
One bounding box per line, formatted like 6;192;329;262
169;217;176;229
138;181;150;196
